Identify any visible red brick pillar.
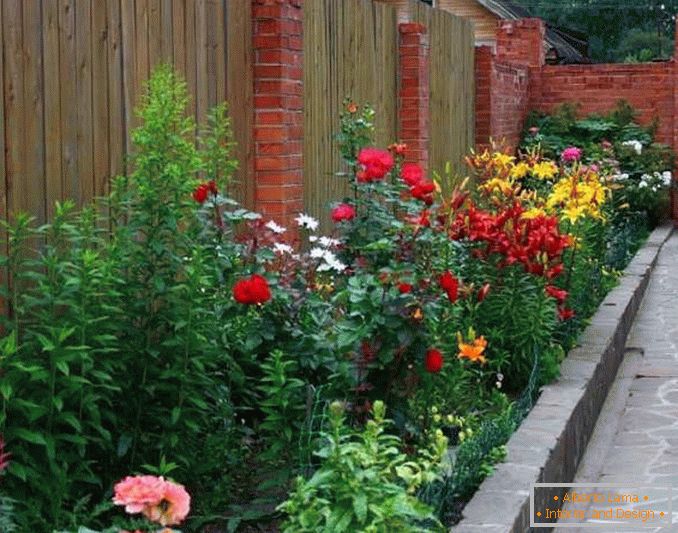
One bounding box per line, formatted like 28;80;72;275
495;18;546;68
398;23;430;172
252;0;303;232
475;45;493;149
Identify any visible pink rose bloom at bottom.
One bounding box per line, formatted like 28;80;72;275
113;475;191;527
561;146;582;163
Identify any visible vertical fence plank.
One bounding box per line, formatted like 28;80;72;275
107;0;125;179
160;0;173;62
92;0;110;199
226;0;253;208
0;0;7;317
43;0;62;219
148;0;162;68
195;0;208;123
184;0;197;120
3;0;25;218
23;0;46;223
171;0;186;79
75;0;93;204
121;0;136;155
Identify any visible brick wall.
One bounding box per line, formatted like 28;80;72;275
490;62;530;151
474;45;492;148
530;63;675;147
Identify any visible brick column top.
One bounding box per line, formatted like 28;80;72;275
496;17;545;68
252;0;304;236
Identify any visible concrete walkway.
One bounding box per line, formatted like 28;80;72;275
554;232;678;532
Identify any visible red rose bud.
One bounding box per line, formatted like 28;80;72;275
398;282;413;294
388;142;408;156
424;349;444;373
192;183;209;204
546;285;568;303
232;274;272;305
401;163;424;186
439;271;459;303
478;283;491;302
331;203;356;223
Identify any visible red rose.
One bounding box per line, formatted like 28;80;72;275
424;349;444;373
331;203;356;223
398;282;413;294
232;274;272;305
558;306;575;321
478;283;491;302
410;179;435;204
357;147;394;182
401;163;424;187
545;285;568;303
439;271;459;303
192;183;209;204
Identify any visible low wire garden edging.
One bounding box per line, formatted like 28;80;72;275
452;223;675;533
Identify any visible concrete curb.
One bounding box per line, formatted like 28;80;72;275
452;224;674;533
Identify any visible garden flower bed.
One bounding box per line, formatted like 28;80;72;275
0;69;672;532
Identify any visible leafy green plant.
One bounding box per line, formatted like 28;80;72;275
278;400;447;533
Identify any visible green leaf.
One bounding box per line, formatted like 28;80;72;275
12;428;47;446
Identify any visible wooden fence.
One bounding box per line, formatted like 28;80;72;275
0;0;253;228
0;0;475;232
303;0;475;225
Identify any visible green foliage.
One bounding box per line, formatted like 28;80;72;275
258;350;307;463
278;401;447;533
514;0;676;63
0;496;17;532
0;64;241;531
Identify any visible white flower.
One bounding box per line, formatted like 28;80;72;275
318;236;341;248
622;140;642;155
273;243;293;255
309;235;319;243
662;171;672;186
640;174;651;182
310;247;326;259
638;181;648;189
295;213;319;231
613;173;629;182
265;220;287;234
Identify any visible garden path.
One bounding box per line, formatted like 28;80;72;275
554;232;678;533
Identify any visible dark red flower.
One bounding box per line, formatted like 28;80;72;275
207;180;218;195
410;179;435;204
331;203;356;223
478;283;491;302
192;183;209;204
232;274;272;305
356;147;394;182
424;349;444;373
545;285;568;303
558;306;575;321
401;163;424;187
439;271;459;303
398;282;413;294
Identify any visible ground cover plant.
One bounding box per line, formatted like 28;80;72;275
0;68;659;532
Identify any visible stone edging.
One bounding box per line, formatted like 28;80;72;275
452;223;675;533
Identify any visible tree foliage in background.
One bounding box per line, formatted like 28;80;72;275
515;0;677;62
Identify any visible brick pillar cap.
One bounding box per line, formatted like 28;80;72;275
399;22;427;34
